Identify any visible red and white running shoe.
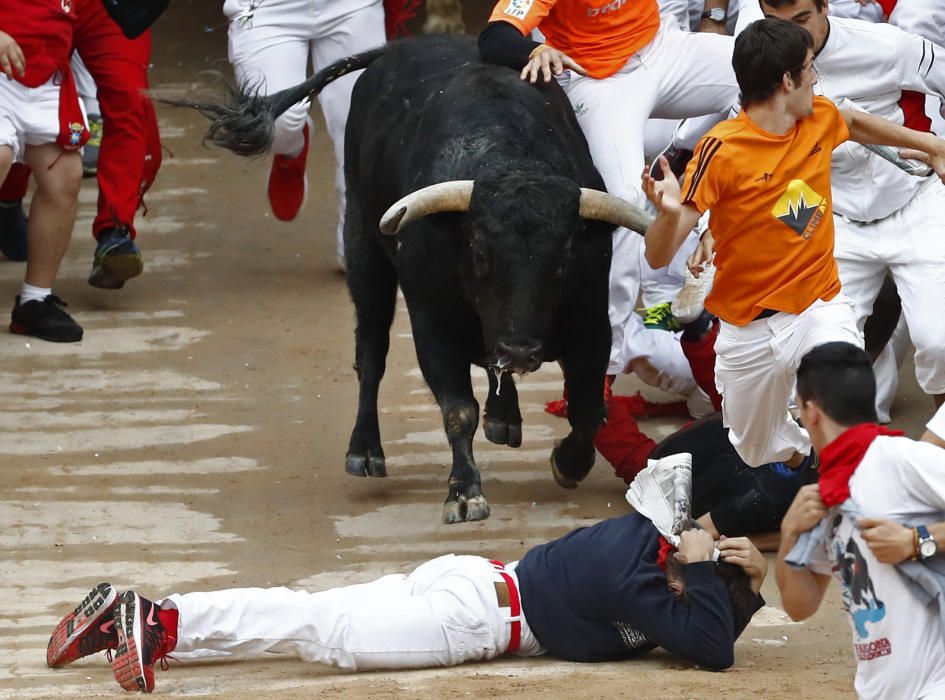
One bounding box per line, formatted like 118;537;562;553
47;582;120;668
112;590;173;693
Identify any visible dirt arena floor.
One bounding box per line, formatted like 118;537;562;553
1;3;940;698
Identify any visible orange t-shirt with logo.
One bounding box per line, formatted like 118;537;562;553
489;0;660;79
681;96;850;326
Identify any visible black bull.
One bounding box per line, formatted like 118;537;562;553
180;35;652;523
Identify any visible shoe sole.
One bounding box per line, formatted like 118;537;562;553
113;591;151;692
672;266;715;324
9;320;83;343
89;252;144;290
47;583;117;668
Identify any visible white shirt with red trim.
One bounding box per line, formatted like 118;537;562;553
808;436;945;700
813;17;945;222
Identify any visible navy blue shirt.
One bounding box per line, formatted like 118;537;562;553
515;513;763;668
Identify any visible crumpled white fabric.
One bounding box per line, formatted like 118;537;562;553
625;452;720;561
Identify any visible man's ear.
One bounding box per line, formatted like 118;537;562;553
782;71;796;92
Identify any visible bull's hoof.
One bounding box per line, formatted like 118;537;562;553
483;416;523;448
442;494;491;524
550;437;594;489
550;451;579;489
345;453;387;478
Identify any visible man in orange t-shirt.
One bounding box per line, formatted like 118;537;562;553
479;0;741;381
641;18;945;470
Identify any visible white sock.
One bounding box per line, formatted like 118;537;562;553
20;283;51;304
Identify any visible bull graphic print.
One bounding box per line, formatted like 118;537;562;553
771;179;826;240
835;535;886;639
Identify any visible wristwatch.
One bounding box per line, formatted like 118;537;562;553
916;525;937;559
701;7;727;22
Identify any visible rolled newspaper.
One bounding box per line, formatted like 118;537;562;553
836;97;933;177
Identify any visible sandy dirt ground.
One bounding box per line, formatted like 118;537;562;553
0;2;940;698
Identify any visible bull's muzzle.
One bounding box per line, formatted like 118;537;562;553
495;340;543;375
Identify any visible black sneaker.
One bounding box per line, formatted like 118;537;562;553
0;199;28;262
112;591;172;693
10;294;83;342
89;226;143;290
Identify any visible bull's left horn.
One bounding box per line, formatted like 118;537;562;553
579;189;654;235
379;180;475;235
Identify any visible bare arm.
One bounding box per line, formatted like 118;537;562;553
641;156;703;269
841;108;945;182
776;485;832;621
860;519;945;564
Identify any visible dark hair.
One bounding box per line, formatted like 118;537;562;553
760;0;826;12
715;561;759;637
733;18;814;108
796;342;878;426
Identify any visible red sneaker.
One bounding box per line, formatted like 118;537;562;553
112;591;174;693
47;583;120;668
267;121;310;221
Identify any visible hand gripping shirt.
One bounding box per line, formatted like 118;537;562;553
682;96;849;326
488;0;660;79
0;0;77;88
808;436;945;700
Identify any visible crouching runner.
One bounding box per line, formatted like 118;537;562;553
46;513;766;692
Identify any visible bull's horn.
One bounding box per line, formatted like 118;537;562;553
379;180;475;235
579;189;654;235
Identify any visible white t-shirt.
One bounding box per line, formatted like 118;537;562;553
809;435;945;700
929;404;945;442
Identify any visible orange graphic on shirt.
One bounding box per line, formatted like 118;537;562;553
772;180;826;240
489;0;660;79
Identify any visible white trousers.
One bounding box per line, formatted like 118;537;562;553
162;555;543;671
834;178;945;396
563;19;737;375
714;296;862;466
874;315;911;424
224;0;386;258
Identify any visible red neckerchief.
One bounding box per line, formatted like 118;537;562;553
656;535;674;571
876;0;897;19
819;423;904;507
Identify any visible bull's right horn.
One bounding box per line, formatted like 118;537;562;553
379;180;475;235
579;189;654;235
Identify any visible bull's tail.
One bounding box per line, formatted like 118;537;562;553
164;45;388;157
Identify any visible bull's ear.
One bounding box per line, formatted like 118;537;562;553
579;189;654;235
379;181;475;235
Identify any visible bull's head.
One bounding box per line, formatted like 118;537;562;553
380;173;652;375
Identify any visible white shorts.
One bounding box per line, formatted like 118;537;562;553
0;76;69;162
714;295;862;466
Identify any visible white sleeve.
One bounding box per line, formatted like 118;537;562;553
892;26;945;99
928;404;945;441
901;441;945;511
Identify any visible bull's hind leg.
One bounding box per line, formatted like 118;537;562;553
483;371;522;447
344;206;396;478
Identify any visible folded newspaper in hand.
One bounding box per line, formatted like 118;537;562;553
836;97;934;177
625;452;719;561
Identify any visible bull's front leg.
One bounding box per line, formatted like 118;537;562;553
483;371;522;447
410;324;490;523
552;306;610;488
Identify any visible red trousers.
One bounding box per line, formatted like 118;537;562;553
681;319;723;412
0;0;161;240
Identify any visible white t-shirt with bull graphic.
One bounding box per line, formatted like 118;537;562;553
808;435;945;700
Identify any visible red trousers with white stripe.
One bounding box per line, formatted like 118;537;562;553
0;0;161;241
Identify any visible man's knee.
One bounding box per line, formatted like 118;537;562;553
31;149;82;202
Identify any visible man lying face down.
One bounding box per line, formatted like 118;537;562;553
47;511;766;692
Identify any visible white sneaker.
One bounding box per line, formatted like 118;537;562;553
672;261;715;324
